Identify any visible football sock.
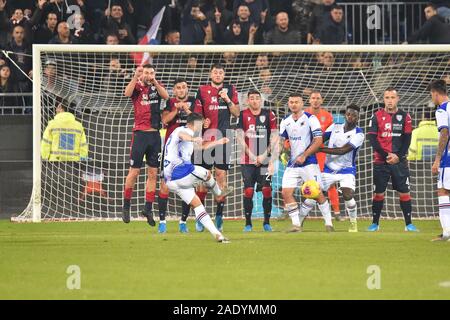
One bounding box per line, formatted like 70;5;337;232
123;187;133;209
263;197;272;225
205;176;221;196
244;196;253;226
372;194;384;225
158;192;169;221
318;200;332;226
399;194;412;225
438;196;450;237
194;205;221;237
345;198;357;222
216;201;225;217
286;203;300;226
145;191;155;213
181;201;190;222
299;199;315;225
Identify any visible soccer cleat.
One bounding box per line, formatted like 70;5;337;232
215;215;223;232
219;186;234;198
405;224;419;232
244;225;252;232
122;207;130;223
179;223;188;233
348;221;358;233
325;225;335;232
195;220;204;232
287;225;302;233
158;222;167;233
431;234;450;242
215;234;230;243
141;209;156;227
263;224;273;232
367;223;379;232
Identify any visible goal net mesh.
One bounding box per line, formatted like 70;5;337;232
16;47;450;221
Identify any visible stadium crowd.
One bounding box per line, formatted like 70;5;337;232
0;0;450;113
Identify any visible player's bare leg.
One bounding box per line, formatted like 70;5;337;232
141;167;157;227
123;167;140;223
342;188;358;232
189;195;229;243
214;168;228;231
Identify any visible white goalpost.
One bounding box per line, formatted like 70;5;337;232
13;44;450;222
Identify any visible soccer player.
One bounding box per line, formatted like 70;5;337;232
164;112;232;243
367;87;418;232
194;63;240;232
122;64;169;225
280;92;334;232
236;90;278;232
305;90;341;220
157;78;201;233
430;80;450;241
319;104;364;232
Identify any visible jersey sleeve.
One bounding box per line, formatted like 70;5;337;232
237;112;244;130
131;81;142;100
349;129;365;149
309;115;323;138
231;85;239;105
279;118;289;139
323;123;335;141
193;89;203;114
269;111;277;130
436;107;449;132
367;113;378;135
404;113;412;134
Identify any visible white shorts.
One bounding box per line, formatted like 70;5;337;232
282;164;322;189
166;165;209;205
321;172;356;191
438;167;450;190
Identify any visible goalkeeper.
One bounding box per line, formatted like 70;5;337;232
41;102;88;161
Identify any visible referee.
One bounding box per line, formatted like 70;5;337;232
367;87;418;232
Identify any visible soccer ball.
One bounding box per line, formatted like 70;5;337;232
301;180;321;199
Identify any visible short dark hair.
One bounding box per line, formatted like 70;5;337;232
247;90;261;97
173;78;187;86
142;64;155;70
384;87;398;93
56;102;67;112
238;4;250;10
331;4;344;11
166;30;180;35
288;92;303;99
428;79;447;95
210;63;224;71
187;112;203;123
346;103;360;113
310;89;322;96
425;2;437;10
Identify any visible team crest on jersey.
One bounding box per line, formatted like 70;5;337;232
300;121;305;126
259;115;266;123
249;124;256;131
396;114;403;121
151;86;155;91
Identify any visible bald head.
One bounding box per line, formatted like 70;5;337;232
276;12;289;31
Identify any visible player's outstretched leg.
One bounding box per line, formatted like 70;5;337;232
192;201;229;243
195;190;207;232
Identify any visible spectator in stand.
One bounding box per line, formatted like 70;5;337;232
314;4;346;44
7;7;33;39
0;65;20;114
234;4;254;43
292;0;317;43
71;12;94;44
214;20;246;44
406;3;450;44
49;21;79;44
430;0;450;21
40;0;87;23
4;25;32;93
307;0;336;44
101;4;136;44
101;57;131;94
33;11;58;44
105;33;120;45
255;53;270;70
233;0;269;25
0;0;8;48
180;0;209;44
164;30;180;45
264;11;301;44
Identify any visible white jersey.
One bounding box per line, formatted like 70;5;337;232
279;111;322;167
323;124;364;174
435;101;450;168
163;126;195;181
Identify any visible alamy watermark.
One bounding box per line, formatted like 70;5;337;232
66;265;81;290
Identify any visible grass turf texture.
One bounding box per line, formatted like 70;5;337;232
1;219;450;300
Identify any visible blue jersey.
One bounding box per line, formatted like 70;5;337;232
435;101;450;168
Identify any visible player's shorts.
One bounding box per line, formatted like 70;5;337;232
194;141;232;171
437;167;450;190
166;165;209;205
321;172;356;191
129;131;161;168
373;162;410;193
241;164;272;190
282;164;322;189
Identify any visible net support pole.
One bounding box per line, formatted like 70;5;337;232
32;45;42;222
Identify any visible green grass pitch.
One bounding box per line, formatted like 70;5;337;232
1;218;450;300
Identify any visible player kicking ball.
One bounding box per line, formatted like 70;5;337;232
280;93;334;232
163;112;233;243
318;104;364;232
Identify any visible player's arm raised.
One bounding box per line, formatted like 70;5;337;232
219;88;240;117
152;78;169;100
124;66;143;97
162;103;181;125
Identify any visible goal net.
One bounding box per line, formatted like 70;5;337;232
14;45;450;222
